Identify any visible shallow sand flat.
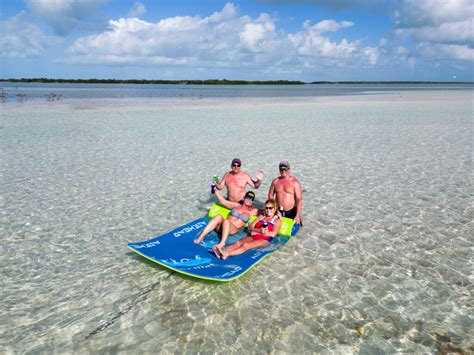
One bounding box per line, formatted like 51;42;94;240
2;90;473;112
1;91;472;353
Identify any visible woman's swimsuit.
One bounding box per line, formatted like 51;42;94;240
251;217;277;242
229;207;250;223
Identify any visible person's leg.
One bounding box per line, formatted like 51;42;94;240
215;219;233;249
194;215;223;244
221;240;269;259
222;237;253;253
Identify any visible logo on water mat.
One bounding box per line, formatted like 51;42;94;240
173;221;207;238
160;255;211;268
219;265;243;278
131;240;161;249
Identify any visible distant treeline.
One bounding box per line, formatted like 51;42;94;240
310;81;473;84
0;78;471;85
0;78;304;85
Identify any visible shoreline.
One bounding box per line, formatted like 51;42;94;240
2;79;473;85
2;90;472;113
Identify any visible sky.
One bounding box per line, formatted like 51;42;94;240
0;0;473;81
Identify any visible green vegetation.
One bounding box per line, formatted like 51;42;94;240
310;81;472;84
1;78;470;85
0;78;304;85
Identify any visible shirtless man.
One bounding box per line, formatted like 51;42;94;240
268;160;302;224
215;158;264;202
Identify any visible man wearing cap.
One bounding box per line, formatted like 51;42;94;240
215;158;264;202
268;160;302;224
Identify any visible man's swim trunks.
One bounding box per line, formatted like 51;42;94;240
281;206;297;219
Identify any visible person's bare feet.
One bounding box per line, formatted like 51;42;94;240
194;235;203;244
221;249;229;260
212;245;222;258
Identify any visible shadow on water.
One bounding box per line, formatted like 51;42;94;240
86;252;223;340
84;276;163;340
126;250;225;285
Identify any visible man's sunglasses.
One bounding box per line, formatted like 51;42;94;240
279;167;289;171
232;164;241;167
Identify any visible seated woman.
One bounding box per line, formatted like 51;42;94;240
194;188;259;250
215;199;281;260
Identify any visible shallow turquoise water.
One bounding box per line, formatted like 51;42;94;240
1;90;472;353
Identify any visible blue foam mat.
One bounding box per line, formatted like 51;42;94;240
127;217;293;282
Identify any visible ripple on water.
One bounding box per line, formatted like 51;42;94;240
1;94;473;353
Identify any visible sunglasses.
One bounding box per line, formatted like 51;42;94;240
265;206;274;210
232;164;241;167
279;167;289;172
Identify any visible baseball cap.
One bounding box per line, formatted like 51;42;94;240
244;191;255;200
279;160;290;168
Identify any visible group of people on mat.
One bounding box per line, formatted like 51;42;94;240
194;159;303;260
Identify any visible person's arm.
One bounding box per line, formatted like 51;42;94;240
214;189;240;210
268;179;276;201
294;179;303;224
215;172;227;190
247;217;260;234
250;169;264;189
266;218;281;238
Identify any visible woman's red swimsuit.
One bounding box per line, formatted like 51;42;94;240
251;220;275;242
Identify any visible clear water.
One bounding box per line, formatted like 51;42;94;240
1;82;473;102
1;87;473;353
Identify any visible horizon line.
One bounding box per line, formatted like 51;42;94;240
1;78;473;85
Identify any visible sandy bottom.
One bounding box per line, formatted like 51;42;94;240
1;91;472;353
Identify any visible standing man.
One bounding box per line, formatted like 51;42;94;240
215;158;264;202
268;160;302;224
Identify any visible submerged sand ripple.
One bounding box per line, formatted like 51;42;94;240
1;91;472;353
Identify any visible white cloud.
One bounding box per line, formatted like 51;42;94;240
364;47;378;65
396;46;408;56
239;14;277;53
0;12;59;58
310;19;353;33
289;20;357;59
396;19;474;45
417;43;474;61
128;2;146;18
208;2;236;22
394;0;473;61
66;2;367;70
395;0;473;28
26;0;107;35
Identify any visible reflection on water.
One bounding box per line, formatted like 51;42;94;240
1;91;472;353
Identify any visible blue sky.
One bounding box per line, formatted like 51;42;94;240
1;0;473;81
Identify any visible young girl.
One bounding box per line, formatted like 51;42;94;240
215;199;281;260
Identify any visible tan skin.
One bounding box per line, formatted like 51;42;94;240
194;188;258;249
215;163;264;202
268;166;302;223
218;202;281;260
